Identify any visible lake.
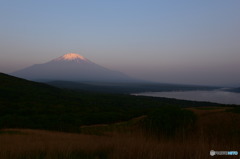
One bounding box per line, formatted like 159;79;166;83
133;90;240;105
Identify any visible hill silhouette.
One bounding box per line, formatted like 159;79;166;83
0;73;225;132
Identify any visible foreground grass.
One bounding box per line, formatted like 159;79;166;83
0;107;240;159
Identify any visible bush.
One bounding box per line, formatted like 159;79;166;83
142;106;197;137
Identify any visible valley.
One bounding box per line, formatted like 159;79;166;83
1;1;240;158
1;72;240;158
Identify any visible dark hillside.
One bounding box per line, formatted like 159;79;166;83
0;73;61;102
0;73;226;132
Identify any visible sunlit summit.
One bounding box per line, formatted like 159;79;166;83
59;53;87;61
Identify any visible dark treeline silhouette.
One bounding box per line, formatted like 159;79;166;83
0;73;227;132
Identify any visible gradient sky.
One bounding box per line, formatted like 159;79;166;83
1;0;240;86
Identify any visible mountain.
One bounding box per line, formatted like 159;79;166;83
11;53;133;82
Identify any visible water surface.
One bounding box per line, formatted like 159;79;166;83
134;90;240;105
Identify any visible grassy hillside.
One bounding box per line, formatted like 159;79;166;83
1;107;240;159
0;73;226;132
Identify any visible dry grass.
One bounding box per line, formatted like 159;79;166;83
1;107;240;159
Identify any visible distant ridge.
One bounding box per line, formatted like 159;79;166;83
11;53;134;82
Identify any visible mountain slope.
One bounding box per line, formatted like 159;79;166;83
0;73;224;132
11;53;133;82
0;72;60;101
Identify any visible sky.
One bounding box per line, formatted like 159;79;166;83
0;0;240;86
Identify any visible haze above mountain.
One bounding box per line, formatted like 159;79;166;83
12;53;134;82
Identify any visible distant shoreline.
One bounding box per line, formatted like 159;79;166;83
133;90;240;105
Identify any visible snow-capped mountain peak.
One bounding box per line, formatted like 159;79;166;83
55;53;88;62
11;53;133;82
